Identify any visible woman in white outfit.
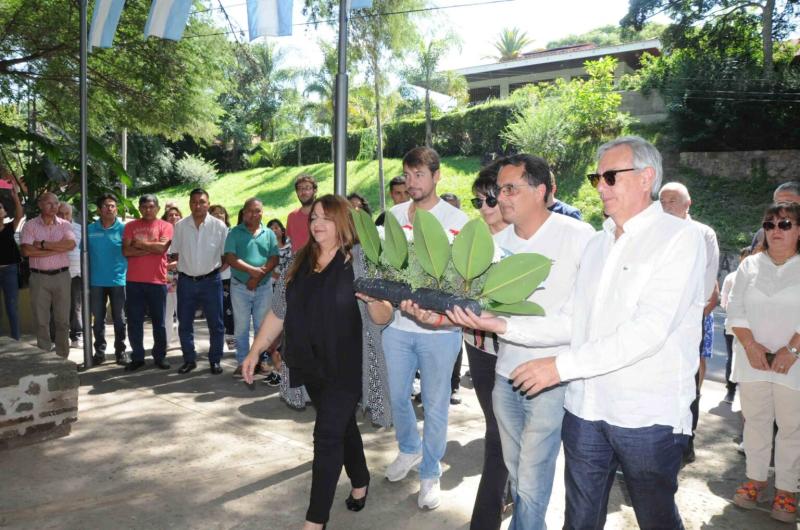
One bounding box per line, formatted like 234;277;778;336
162;206;182;347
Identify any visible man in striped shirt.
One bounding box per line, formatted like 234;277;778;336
20;192;76;357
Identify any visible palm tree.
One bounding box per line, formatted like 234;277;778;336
245;42;297;141
304;40;339;161
490;27;533;62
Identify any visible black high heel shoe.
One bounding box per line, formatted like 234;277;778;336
345;485;369;512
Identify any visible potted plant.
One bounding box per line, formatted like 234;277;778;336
351;208;551;316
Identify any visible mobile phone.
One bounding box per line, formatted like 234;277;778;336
765;352;776;366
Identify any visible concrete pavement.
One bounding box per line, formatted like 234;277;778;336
0;313;796;529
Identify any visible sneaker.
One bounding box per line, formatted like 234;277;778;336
225;336;236;351
418;478;441;510
385;451;422;482
450;391;461;405
733;481;767;510
723;389;736;404
263;372;281;387
771;492;797;523
232;365;243;378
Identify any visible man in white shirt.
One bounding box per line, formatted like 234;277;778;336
659;182;720;463
448;136;706;529
56;202;83;348
489;155;594;529
382;146;468;510
171;188;229;375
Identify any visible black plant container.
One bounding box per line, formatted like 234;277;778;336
354;278;482;315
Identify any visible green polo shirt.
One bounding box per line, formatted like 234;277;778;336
223;222;279;286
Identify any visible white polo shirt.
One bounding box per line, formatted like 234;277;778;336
172;214;228;277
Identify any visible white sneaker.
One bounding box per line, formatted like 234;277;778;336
385;451;422;482
418;478;441;510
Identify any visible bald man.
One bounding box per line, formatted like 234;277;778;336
659;182;720;464
20;192;77;357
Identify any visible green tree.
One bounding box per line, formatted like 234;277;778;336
275;88;314;165
489;27;533;62
244;42;298;141
545;23;665;49
622;0;799;77
402;37;467;147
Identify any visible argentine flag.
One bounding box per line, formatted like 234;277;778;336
246;0;293;40
350;0;373;9
88;0;126;51
144;0;193;41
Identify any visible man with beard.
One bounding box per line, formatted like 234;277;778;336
286;174;317;252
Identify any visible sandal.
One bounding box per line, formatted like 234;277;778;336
771;492;797;523
733;481;767;510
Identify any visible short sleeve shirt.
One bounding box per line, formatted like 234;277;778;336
123;218;173;284
223;223;279;286
20;215;75;270
88;218;127;287
286;209;310;252
172;215;228;276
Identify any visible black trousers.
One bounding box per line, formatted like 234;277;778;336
451;348;463;392
465;342;508;530
304;379;369;524
724;333;736;393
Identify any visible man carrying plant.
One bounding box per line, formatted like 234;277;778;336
450;136;706;529
382;146;468;510
286;174;317;252
20;191;76;357
459;154;594;529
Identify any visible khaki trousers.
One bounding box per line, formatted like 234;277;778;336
30;270;71;358
740;381;800;492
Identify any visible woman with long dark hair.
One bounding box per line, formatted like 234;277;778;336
242;194;393;530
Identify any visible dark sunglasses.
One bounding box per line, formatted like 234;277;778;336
763;219;794;231
471;195;498;209
587;168;637;187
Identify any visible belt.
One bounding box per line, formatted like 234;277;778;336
31;267;69;275
179;268;220;281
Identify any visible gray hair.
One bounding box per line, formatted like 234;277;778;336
58;201;77;217
658;182;690;201
774;181;800;200
597;136;663;197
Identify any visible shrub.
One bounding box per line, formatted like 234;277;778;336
174;153;218;186
357;127;378;161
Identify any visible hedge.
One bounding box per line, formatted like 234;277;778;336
249;99;518;167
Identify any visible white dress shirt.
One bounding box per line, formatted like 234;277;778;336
726;252;800;390
502;202;706;433
688;215;719;301
388;198;468;335
172;214;228;276
493;214;595;378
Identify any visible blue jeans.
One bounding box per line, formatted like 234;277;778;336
126;282;167;362
90;286;126;355
562;411;688;530
382;326;462;479
0;264;20;340
493;375;566;530
230;278;272;364
177;273;224;364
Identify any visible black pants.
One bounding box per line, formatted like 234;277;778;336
304;379;369;524
465;342;508;530
451;348;463;392
724;333;736;393
221;278;234;336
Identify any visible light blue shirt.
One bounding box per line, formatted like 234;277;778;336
88;218;127;287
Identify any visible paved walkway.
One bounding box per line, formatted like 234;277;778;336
0;312;795;529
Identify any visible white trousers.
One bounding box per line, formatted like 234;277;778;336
740;381;800;491
165;291;177;345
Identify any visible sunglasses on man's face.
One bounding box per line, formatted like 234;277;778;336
587;168;638;187
763;219;795;231
471;195;498;209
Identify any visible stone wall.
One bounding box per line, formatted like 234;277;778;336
0;338;78;450
680;150;800;182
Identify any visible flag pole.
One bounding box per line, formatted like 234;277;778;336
79;0;93;369
333;0;349;196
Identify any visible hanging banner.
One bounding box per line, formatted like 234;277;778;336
246;0;293;40
144;0;193;41
88;0;126;50
350;0;373;9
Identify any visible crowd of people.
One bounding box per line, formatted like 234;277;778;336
0;138;798;529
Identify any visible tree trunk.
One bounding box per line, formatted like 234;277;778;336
762;0;775;79
373;65;386;212
424;74;432;148
297;137;302;166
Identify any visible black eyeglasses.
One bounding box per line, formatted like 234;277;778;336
763;219;795;231
587;168;638;187
471;195;498;209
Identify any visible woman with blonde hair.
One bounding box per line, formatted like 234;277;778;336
242;194;393;530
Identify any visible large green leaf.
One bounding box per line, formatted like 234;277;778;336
351;209;381;264
481;253;552;304
412;208;451;281
382;209;408;269
486;300;545;316
452;218;494;281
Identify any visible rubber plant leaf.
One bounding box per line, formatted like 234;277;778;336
412;208;451;281
451;218;494;281
382;209;409;269
486;300;545;316
481;253;551;304
350;209;381;265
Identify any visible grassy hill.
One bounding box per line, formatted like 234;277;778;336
157;155;766;251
